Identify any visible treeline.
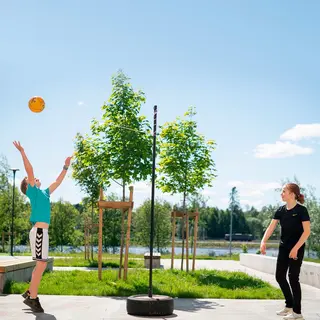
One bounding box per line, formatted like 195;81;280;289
0;181;273;252
1;172;320;258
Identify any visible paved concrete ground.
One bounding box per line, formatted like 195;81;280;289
1;295;320;320
1;257;320;319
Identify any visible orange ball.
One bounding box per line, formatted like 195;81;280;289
28;96;45;113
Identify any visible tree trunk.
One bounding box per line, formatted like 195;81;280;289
180;192;186;270
190;224;193;254
229;208;233;257
91;200;94;260
60;218;63;253
118;181;126;279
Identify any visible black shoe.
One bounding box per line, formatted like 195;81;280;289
23;296;44;313
21;290;30;299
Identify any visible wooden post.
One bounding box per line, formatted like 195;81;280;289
123;186;134;280
86;227;90;260
84;225;87;260
97;186;134;281
2;232;4;253
171;212;176;269
87;228;90;260
98;188;104;281
84;220;90;260
118;210;125;279
192;210;199;271
186;212;189;272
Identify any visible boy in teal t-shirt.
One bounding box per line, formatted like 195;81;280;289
14;141;72;313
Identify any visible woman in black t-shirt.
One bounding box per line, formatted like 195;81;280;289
260;183;311;320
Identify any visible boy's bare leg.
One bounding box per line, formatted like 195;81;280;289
29;261;47;298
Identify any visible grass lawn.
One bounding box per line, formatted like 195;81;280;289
305;257;320;263
53;257;144;268
4;269;283;299
52;253;240;268
50;252;241;260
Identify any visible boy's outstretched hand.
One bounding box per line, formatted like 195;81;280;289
13;141;24;153
65;156;72;167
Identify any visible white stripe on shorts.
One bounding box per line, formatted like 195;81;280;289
29;227;49;261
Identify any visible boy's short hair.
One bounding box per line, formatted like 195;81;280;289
21;177;28;195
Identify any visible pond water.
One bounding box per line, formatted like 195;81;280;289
11;245;318;258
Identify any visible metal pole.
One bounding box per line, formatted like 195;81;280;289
229;207;233;257
10;168;19;256
148;105;157;298
229;186;235;257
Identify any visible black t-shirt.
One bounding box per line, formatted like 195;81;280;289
273;203;310;250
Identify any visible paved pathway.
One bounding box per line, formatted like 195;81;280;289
1;295;320;320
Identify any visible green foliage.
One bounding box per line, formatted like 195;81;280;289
0;155;9;192
91;70;153;189
53;257;143;268
0;156;31;251
229;187;240;211
49;200;81;251
102;193;122;253
133;199;172;252
72;133;103;199
246;217;264;239
241;244;248;253
157;107;216;195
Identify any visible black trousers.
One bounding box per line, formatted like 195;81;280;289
275;245;304;314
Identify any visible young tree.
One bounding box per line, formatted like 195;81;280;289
102;193;122;254
91;70;153;273
72;133;102;259
134;199;171;253
228;186;239;256
157;107;217;270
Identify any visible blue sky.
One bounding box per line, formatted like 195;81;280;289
1;0;320;210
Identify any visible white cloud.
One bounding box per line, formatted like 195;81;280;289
77;101;84;106
221;197;229;204
280;124;320;141
259;182;281;190
241;190;264;197
227;181;280;191
226;180;281;203
254;141;313;158
221;196;264;209
201;189;216;196
132;181;150;193
206;198;216;206
227;180;244;187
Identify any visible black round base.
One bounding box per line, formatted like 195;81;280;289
126;294;174;316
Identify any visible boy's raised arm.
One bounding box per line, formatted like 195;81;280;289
13;141;35;186
49;156;72;194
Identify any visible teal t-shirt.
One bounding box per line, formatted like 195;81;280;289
26;183;51;224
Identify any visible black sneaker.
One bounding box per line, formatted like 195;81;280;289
21;290;30;299
23;296;44;313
